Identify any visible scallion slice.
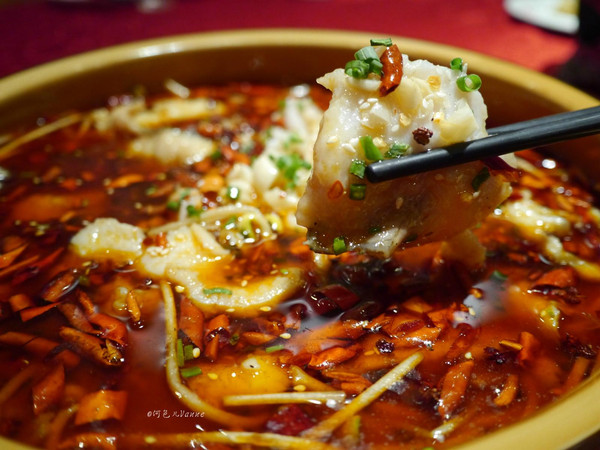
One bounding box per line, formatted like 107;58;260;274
186;204;202;218
265;344;285;353
456;74;482;92
491;269;508;282
385;143;410;158
349;160;366;179
349;184;367;200
450;57;463;71
370;38;393;47
333;236;347;255
345;60;370;79
183;344;195;361
176;338;185;367
354;46;379;62
360;136;384;161
227;186;240;200
203;287;233;296
181;366;202;378
369;59;383;76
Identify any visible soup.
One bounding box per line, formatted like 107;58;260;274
0;78;600;449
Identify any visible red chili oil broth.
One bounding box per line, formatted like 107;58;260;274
0;83;599;449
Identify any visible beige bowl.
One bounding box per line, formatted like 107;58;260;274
0;29;599;450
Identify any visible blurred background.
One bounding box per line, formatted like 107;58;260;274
0;0;598;97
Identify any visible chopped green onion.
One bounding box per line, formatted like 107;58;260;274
349;160;366;179
166;200;180;211
78;275;90;287
368;226;382;235
229;334;240;346
227;186;240;201
145;185;158;196
456;74;482;92
450;57;463;71
284;132;303;149
370;38;393;47
369;59;383;76
210;148;223;160
360;136;383;161
224;216;237;230
167;188;191;211
239;214;256;240
471;167;490;191
265;344;285;353
349;183;367;200
345;59;370;79
385;143;410;158
183;344;195;361
176;338;185;367
186;205;202;218
491;269;508;282
333;236;347;255
540;302;561;329
354;46;379;62
203;287;233;296
271;154;311;189
181;366;202;378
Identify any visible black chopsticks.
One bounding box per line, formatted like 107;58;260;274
365;105;600;183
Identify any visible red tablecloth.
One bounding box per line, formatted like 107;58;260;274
0;0;578;81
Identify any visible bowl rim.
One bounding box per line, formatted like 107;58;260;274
1;28;600;450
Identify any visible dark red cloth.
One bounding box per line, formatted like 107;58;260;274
0;0;576;80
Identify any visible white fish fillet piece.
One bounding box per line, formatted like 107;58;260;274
297;55;512;257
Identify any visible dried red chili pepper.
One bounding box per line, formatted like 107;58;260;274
379;44;403;96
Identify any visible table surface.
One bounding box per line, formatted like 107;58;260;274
0;0;579;82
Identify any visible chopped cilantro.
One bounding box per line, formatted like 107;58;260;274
271;153;311;189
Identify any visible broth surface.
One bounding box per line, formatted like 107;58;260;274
0;83;600;449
